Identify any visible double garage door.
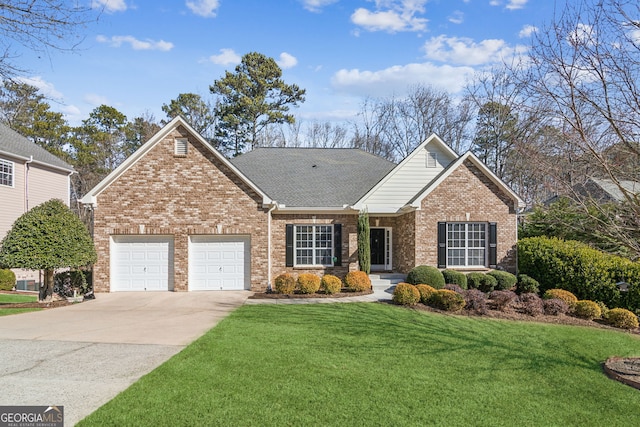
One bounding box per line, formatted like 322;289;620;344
111;235;250;291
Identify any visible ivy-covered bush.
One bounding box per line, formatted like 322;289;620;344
415;284;437;305
320;274;342;294
406;265;445;289
488;270;517;291
543;289;578;308
543;298;569;316
515;274;540;295
442;269;467;289
274;273;296;294
466;272;497;293
605;308;639;329
297;273;321;294
0;268;16;291
392;283;420;306
489;290;518;311
429;289;465;311
519;293;544;317
463;289;487;315
444;284;464;294
344;271;371;292
573;300;602;320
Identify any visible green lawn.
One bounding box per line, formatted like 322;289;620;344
0;294;40;316
79;303;640;427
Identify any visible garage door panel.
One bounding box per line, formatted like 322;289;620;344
189;236;250;291
111;236;174;291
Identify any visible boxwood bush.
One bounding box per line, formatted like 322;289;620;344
406;265;445;289
605;308;639;329
466;272;497;293
488;270;517;291
415;284;437;305
320;274;342;294
392;283;420;306
573;300;602;320
429;289;465;311
297;273;321;294
442;269;467;289
274;273;296;294
344;271;371;292
543;289;578;308
515;274;539;295
0;268;16;291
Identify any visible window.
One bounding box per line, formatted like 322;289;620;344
447;223;487;267
294;225;333;266
174;138;188;156
0;159;13;187
426;151;437;168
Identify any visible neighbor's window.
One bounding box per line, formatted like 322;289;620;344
0;158;13;187
174;138;188;155
295;225;333;266
447;223;486;267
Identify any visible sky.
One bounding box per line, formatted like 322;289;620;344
13;0;557;127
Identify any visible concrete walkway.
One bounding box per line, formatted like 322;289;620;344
0;291;250;425
244;287;393;304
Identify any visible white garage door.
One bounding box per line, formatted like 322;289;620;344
189;235;250;290
111;236;174;291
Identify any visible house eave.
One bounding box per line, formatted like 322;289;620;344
0;149;74;174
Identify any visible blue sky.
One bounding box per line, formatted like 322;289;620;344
15;0;554;126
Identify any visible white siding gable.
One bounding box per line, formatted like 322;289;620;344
357;136;458;213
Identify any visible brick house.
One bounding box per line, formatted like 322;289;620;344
81;117;524;292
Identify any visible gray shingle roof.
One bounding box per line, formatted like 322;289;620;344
230;148;396;207
0;123;73;171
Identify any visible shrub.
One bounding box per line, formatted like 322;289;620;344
392;283;420;306
467;272;497;293
415;284;437;305
442;269;467;289
543;298;569;316
519;293;544;317
297;273;321;294
406;266;445;289
489;290;518;311
487;270;517;291
543;289;578;308
0;268;16;291
54;270;91;297
444;284;464;294
320;275;342;294
274;273;296;295
605;308;639;329
344;271;371;292
429;289;466;312
463;289;487;315
596;301;609;319
515;274;540;295
573;300;602;320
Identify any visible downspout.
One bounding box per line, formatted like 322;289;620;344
267;203;277;291
24;156;33;212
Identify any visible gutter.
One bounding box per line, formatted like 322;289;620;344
0;149;73;174
24;156;33;212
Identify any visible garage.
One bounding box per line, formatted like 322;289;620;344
111;235;174;291
189;235;250;290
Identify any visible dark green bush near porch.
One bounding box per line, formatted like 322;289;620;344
392;283;420;306
0;269;16;291
487;270;516;291
515;274;539;295
442;269;467;289
429;289;465;311
274;273;296;294
406;265;445;288
466;272;497;293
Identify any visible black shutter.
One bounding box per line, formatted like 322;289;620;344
437;222;447;268
333;224;342;266
286;224;294;267
488;222;497;268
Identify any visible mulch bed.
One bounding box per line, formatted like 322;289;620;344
249;289;374;299
0;300;73;309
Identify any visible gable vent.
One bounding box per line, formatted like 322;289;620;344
174;138;188;156
426;151;437;168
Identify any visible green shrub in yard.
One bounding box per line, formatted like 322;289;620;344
605;308;639;329
429;289;465;311
406;265;445;289
543;289;578;308
573;300;602;320
0;269;16;291
320;275;342;294
596;301;609;319
515;274;539;295
415;284;437;305
297;273;321;294
274;273;296;294
466;272;497;293
392;283;420;306
344;271;371;292
442;269;467;289
488;270;517;291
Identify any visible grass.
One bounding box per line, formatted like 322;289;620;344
79;303;640;426
0;293;40;316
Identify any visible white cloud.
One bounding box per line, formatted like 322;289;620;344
277;52;298;69
186;0;220;18
568;23;595;46
449;11;464;25
208;48;241;65
519;24;538;38
96;35;174;51
422;35;522;66
331;62;475;97
301;0;338;13
84;93;110;107
92;0;128;13
489;0;529;10
16;76;63;99
350;0;428;33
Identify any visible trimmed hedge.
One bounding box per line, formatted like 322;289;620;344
321;275;342;294
0;268;16;291
605;308;639;329
442;269;467;289
573;300;602;320
466;273;497;293
392;283;420;306
274;273;296;294
297;273;321;294
406;266;445;289
429;289;465;311
344;271;371;292
515;274;539;295
543;289;578;308
488;270;517;291
415;284;437;305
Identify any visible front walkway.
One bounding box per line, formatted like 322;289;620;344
244;287;393;305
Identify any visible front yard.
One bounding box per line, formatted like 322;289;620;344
79;303;640;426
0;293;40;316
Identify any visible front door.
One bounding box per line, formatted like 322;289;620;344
370;228;392;271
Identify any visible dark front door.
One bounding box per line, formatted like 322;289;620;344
370;228;386;266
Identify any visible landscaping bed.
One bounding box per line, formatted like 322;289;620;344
249;289;373;299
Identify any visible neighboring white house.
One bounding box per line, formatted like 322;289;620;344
0;123;74;289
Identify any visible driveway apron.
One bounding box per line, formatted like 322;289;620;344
0;291;250;426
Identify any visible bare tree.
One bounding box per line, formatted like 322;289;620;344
305;121;348;148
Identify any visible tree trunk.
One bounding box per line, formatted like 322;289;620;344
40;269;54;302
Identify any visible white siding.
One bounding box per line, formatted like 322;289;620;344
359;141;456;212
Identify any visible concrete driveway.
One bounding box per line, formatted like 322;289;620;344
0;291;250;426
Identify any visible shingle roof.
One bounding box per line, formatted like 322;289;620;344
0;123;73;171
230;148;396;207
584;177;640;202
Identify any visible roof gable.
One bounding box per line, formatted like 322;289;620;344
0;123;73;172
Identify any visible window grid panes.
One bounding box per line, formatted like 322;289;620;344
0;159;13;187
295;225;333;266
447;223;486;267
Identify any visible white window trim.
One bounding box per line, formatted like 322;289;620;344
446;222;487;268
174;138;188;156
293;224;334;267
0;158;14;188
